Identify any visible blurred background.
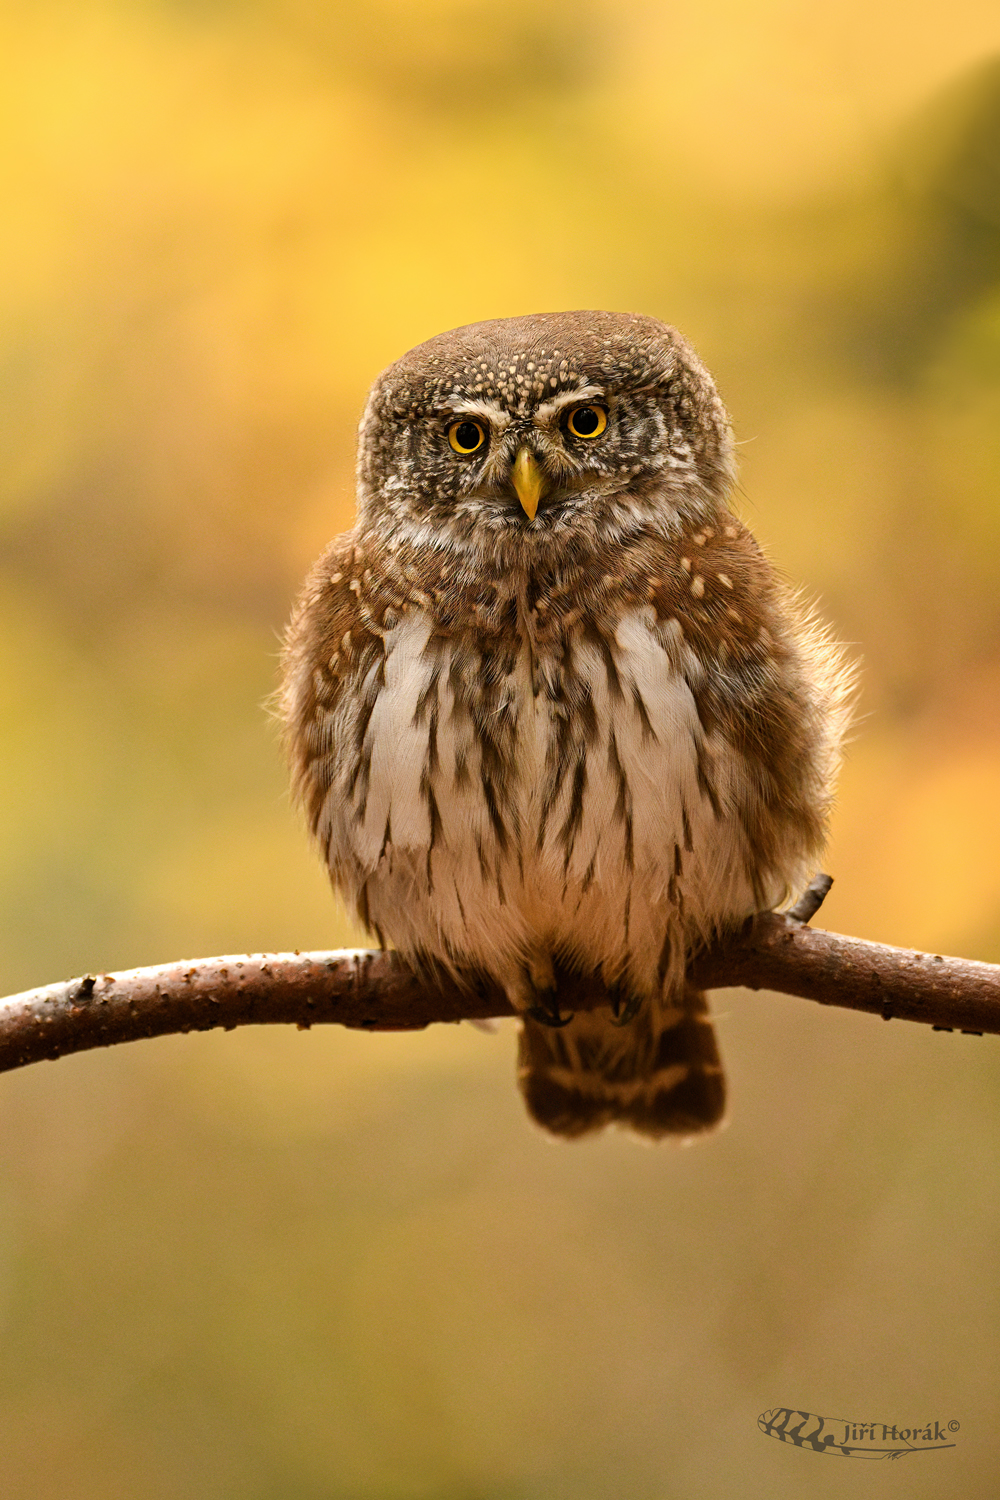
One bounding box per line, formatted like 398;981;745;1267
1;1;1000;1495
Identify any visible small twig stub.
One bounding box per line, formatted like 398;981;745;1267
785;872;835;925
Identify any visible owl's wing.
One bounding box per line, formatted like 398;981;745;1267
279;530;392;842
646;517;851;897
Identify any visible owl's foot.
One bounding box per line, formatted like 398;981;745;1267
514;951;574;1027
608;989;644;1027
526;999;575;1028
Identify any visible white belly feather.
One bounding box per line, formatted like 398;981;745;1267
320;606;787;1000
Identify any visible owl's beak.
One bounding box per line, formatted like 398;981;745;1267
511;448;543;521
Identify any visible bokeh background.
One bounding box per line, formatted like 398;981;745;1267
2;1;1000;1495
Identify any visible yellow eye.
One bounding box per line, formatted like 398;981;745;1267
565;404;608;439
448;419;487;455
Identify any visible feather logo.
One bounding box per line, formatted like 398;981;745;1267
758;1408;959;1459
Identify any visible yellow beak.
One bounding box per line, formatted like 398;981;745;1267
512;448;543;521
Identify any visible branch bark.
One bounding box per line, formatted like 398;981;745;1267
0;902;997;1076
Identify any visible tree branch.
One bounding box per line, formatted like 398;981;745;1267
0;897;997;1076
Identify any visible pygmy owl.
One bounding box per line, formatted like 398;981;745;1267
281;311;851;1140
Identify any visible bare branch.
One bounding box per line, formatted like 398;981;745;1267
0;911;997;1076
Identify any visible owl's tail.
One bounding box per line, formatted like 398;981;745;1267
516;985;726;1140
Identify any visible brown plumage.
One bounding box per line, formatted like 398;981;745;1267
280;312;852;1139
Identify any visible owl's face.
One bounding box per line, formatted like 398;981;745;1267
356;311;734;555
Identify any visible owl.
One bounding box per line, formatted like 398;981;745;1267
280;311;851;1140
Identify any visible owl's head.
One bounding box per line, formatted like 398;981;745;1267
356;311;735;554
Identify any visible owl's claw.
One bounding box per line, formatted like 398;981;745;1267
609;991;643;1026
517;953;572;1026
526;1000;575;1028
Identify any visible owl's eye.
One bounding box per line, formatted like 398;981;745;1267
564;404;608;439
448;419;487;455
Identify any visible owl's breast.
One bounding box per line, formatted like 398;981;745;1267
516;607;769;924
322;602;779;976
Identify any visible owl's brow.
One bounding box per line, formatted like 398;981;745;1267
439;396;512;429
533;385;606;424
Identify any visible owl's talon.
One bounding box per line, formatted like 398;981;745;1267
609;992;643;1026
526;1002;575;1028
